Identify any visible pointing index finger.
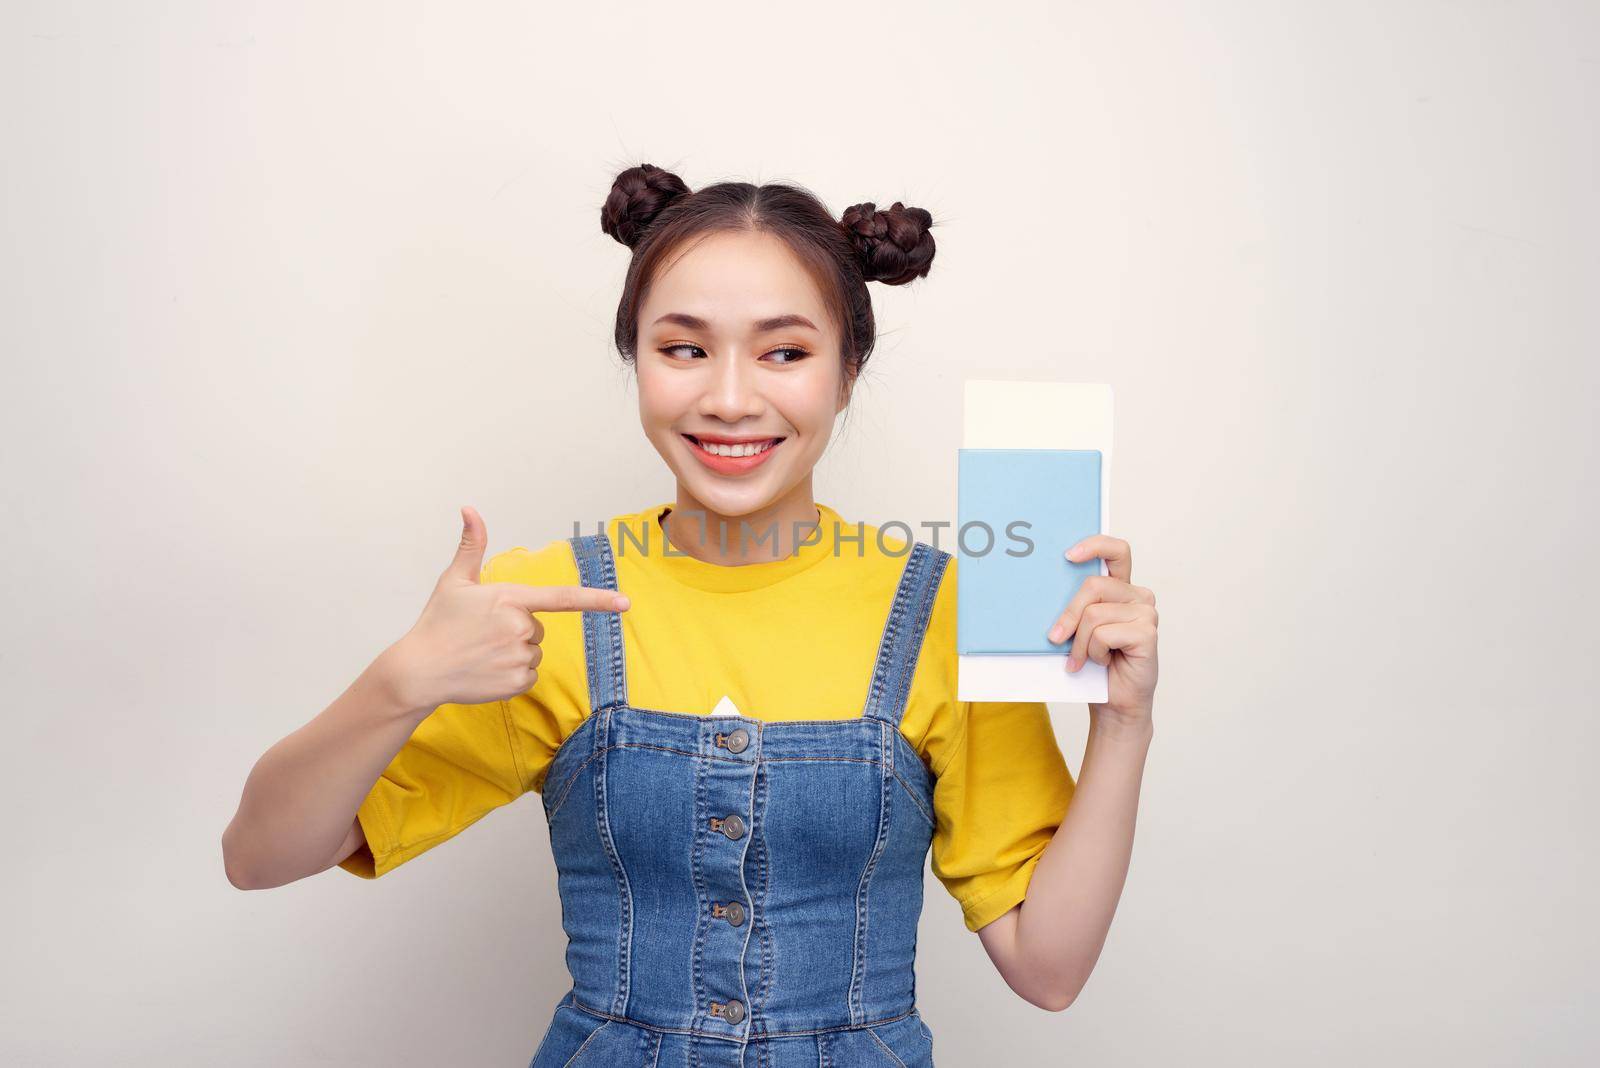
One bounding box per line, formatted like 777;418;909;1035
494;583;631;613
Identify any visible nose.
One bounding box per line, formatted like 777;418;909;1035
696;350;765;424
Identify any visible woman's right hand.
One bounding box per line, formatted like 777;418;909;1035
383;506;630;714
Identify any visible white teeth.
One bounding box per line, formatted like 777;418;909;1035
693;437;778;458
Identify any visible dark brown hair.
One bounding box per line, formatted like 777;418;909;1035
600;164;935;385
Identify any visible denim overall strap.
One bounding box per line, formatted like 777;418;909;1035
568;532;628;714
861;541;951;728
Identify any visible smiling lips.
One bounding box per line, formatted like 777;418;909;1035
682;433;785;474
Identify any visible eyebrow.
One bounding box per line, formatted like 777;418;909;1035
652;312;820;333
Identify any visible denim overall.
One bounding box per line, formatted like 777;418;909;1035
528;530;952;1068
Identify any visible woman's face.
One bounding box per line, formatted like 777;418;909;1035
635;228;850;518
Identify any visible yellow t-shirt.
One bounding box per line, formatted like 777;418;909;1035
340;501;1076;933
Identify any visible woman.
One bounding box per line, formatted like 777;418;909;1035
221;164;1160;1067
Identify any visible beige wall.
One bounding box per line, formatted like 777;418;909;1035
3;2;1597;1064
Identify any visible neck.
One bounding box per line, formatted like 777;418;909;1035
663;479;822;565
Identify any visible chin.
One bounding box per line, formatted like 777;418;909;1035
683;479;779;519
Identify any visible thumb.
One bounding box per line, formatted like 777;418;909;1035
444;505;489;584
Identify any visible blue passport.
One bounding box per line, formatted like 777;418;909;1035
956;448;1103;655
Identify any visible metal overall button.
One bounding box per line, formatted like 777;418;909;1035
712;900;746;927
709;814;746;840
715;728;749;754
711;999;746;1025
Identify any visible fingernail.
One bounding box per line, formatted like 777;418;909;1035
1066;658;1079;673
1065;545;1081;560
614;594;630;610
1048;624;1065;643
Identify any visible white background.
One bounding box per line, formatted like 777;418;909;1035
3;2;1596;1064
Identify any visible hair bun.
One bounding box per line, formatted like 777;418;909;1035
601;164;691;248
840;201;936;285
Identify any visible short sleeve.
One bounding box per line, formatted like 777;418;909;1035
336;696;526;878
338;553;534;879
929;699;1076;932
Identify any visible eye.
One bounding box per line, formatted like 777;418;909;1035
661;344;708;361
762;347;810;365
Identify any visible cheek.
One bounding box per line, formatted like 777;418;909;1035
636;364;689;424
780;365;846;425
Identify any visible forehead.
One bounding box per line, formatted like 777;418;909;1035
641;229;833;330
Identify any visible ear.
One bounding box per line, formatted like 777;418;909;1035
836;370;855;414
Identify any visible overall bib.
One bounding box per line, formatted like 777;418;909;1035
528;530;952;1068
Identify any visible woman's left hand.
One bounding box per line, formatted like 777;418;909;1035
1046;534;1160;730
